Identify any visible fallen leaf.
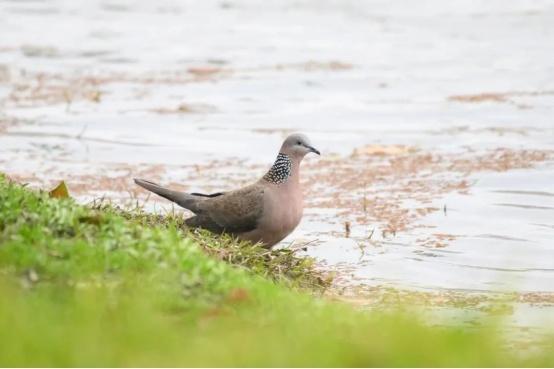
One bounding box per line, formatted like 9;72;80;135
352;145;417;157
187;66;222;77
49;181;70;199
226;288;250;303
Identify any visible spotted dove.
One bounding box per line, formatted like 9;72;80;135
134;133;320;248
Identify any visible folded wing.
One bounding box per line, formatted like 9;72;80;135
186;184;265;234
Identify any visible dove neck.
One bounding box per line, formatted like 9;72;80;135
262;153;296;185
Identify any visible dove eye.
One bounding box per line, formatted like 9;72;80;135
297;141;302;145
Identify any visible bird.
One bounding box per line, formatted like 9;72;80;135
134;133;320;248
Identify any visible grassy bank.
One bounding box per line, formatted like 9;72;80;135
0;174;552;366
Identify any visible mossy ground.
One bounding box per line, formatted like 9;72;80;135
0;174;553;366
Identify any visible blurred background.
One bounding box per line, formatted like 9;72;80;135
0;0;553;312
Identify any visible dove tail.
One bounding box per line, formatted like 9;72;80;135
134;178;201;213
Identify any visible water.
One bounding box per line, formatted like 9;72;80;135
1;0;553;305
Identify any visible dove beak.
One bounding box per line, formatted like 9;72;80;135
308;146;320;155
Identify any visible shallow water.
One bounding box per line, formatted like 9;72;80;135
1;0;554;302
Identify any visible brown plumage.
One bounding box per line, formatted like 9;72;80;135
134;133;320;248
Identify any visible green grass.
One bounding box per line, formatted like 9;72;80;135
0;174;553;366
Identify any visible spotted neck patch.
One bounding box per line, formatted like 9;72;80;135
263;153;292;184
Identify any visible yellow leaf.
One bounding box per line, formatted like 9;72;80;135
49;181;70;199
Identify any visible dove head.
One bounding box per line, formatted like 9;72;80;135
279;133;320;160
262;133;319;184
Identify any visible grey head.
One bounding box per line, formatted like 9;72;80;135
262;133;320;185
279;133;320;159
